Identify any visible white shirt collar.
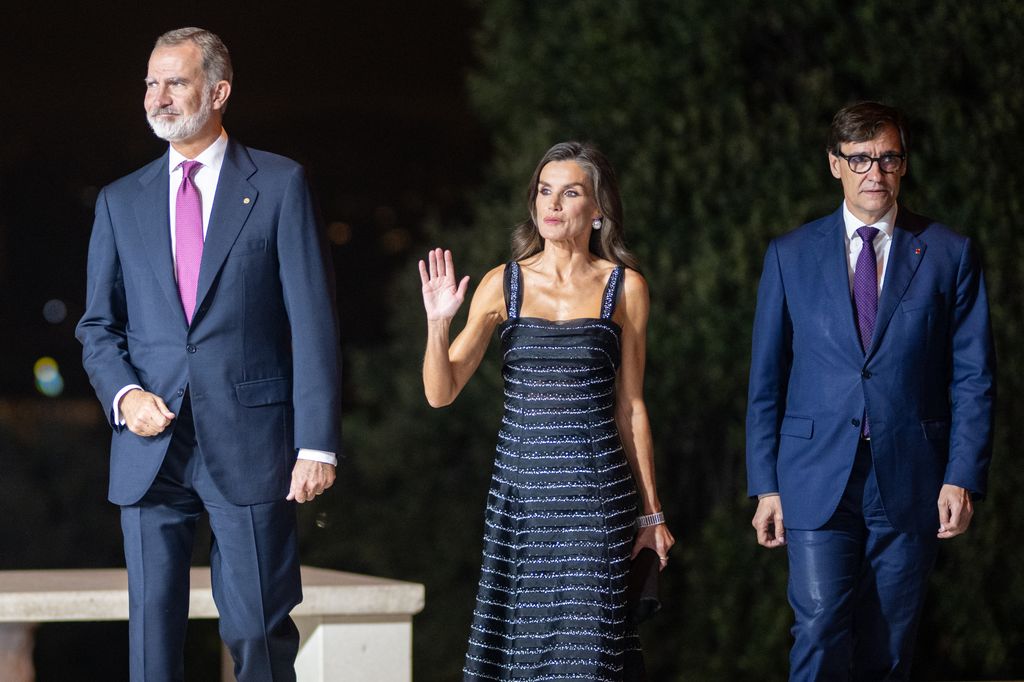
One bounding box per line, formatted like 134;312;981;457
167;128;229;175
843;201;897;241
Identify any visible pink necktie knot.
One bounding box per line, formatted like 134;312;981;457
180;159;202;181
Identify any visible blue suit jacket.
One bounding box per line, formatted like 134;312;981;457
77;139;342;506
746;206;995;533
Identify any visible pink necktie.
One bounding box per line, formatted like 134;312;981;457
175;160;204;324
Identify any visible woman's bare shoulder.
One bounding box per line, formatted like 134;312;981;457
617;268;649;320
467;262;509;316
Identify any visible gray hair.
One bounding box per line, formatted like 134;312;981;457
155;27;233;86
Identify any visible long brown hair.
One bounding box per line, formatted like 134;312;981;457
511;141;639;270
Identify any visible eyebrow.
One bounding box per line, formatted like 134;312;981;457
844;148;903;156
538;181;586;189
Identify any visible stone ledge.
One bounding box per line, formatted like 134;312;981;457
0;566;424;623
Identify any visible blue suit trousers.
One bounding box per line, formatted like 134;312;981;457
786;441;938;681
120;396;302;682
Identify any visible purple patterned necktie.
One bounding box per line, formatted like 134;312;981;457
175;160;204;324
853;225;879;436
853;226;880;351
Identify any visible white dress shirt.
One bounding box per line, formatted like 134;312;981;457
843;201;897;296
113;129;336;467
167;130;229;258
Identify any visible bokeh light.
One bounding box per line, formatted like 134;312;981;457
380;228;411;253
34;356;65;397
327;221;352;246
42;298;68;324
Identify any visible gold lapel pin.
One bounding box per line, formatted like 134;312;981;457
243;197;251;204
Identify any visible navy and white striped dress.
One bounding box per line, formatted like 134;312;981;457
463;261;644;681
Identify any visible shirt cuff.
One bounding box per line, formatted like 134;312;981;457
297;448;337;467
757;492;780;500
112;384;144;425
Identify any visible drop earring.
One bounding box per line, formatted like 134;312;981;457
592;218;603;230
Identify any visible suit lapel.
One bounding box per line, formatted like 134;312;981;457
194;140;258;315
812;208;864;358
868;212;926;358
133;152;185;325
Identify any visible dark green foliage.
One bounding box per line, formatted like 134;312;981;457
332;1;1024;679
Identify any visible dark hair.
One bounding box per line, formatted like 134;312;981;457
512;141;639;270
827;101;908;155
155;27;233;86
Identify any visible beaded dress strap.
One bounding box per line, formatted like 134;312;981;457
600;266;625;319
503;261;522;319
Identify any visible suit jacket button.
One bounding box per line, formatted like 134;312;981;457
186;344;197;353
851;418;861;427
176;388;185;397
861;369;872;378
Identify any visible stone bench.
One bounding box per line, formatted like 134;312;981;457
0;566;425;681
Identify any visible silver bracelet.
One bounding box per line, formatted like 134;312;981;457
636;511;665;528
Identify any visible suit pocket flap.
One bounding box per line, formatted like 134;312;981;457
779;415;813;439
231;238;269;256
921;419;950;441
235;377;290;406
901;293;943;313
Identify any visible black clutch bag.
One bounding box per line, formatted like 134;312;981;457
626;547;662;625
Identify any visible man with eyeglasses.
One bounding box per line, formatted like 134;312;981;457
746;101;995;680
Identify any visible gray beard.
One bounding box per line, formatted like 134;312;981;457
147;91;213;142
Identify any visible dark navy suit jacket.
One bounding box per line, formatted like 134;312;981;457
746;206;995;533
77;139;342;507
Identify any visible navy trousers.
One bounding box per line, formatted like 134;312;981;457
785;440;938;681
120;397;302;682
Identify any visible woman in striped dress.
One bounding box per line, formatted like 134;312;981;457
419;141;674;681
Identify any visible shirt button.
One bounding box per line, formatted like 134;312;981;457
186;344;197;353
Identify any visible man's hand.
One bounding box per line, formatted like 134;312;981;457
120;389;175;437
752;495;786;548
287;460;336;503
937;484;974;539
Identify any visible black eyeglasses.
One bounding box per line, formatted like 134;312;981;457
834;151;906;174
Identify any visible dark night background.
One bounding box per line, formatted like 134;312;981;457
1;1;484;382
2;1;1023;680
2;2;485;679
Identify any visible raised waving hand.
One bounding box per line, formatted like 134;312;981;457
419;248;470;321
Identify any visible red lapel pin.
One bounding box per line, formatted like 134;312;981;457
914;247;921;255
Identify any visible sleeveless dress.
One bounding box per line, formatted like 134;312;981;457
463;262;645;681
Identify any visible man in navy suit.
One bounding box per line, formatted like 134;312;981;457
76;27;341;681
746;101;995;680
